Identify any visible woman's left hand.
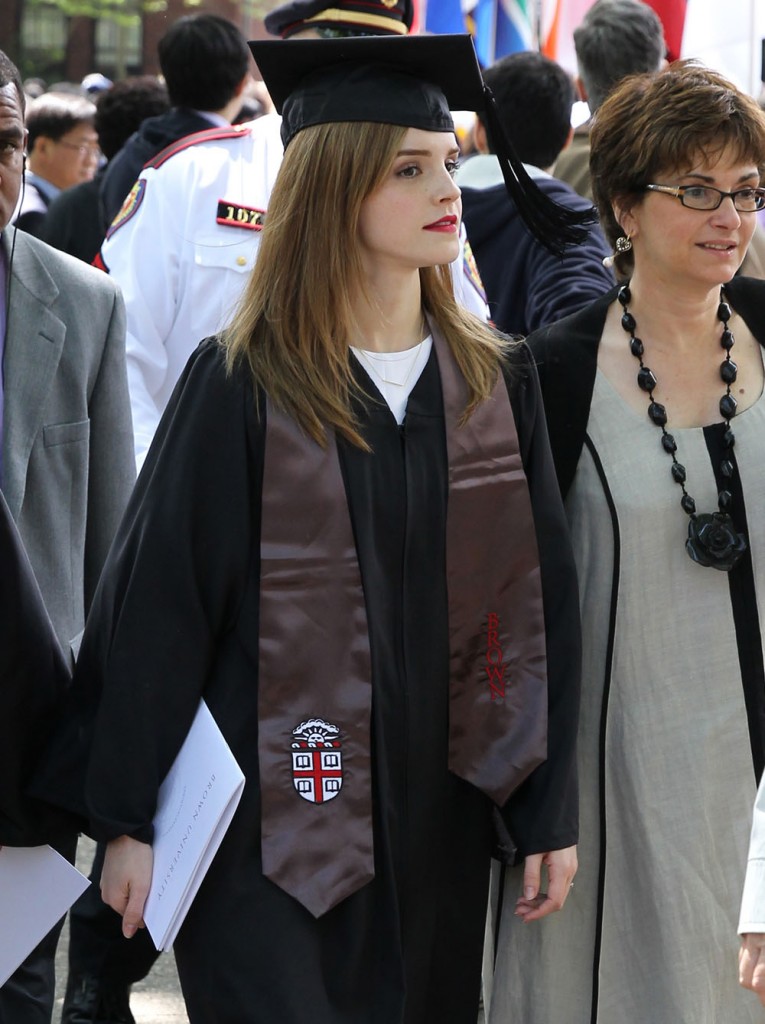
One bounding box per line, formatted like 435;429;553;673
101;835;153;939
739;934;765;1003
514;845;578;923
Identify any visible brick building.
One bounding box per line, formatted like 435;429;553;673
0;0;271;86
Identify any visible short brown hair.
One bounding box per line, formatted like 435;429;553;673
590;60;765;274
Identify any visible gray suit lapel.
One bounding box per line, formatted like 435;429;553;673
2;229;65;520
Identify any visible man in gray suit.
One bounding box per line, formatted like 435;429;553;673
0;49;134;1024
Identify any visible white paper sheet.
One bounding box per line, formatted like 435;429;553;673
0;845;89;986
144;700;245;951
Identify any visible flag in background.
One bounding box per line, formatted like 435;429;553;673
644;0;687;62
423;0;468;34
542;0;596;71
419;0;689;81
539;0;562;59
418;0;593;73
681;0;763;95
473;0;534;66
410;0;422;34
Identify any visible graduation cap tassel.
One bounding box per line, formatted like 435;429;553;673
482;86;597;258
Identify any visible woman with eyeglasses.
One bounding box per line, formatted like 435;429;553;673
489;61;765;1024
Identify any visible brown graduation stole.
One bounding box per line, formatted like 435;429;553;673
258;410;374;919
258;326;548;918
434;330;548;804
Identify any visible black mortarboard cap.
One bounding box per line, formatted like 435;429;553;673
251;35;484;143
249;34;594;255
265;0;414;39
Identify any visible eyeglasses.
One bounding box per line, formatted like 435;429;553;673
645;183;765;212
55;139;102;160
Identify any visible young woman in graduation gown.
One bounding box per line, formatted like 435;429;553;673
33;35;583;1024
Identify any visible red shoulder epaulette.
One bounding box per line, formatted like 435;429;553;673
145;124;252;171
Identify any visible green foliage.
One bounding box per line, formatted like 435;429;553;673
25;0;276;19
27;0;144;25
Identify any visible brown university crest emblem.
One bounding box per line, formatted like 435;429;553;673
291;718;343;804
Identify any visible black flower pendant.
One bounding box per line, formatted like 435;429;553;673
686;512;747;571
618;282;748;574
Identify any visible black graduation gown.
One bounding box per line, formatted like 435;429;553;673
32;338;580;1024
0;490;75;849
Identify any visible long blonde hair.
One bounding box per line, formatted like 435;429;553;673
224;120;506;449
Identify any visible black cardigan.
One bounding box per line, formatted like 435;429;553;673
527;276;765;500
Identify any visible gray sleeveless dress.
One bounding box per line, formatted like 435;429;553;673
489;368;765;1024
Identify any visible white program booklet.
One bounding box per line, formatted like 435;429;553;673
0;845;90;986
143;700;245;952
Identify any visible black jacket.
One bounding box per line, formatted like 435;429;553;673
460;171;614;336
527;276;765;500
99;107;213;227
0;491;75;846
42;171;106;264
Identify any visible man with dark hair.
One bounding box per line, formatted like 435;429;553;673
14;92;98;237
0;47;134;1024
458;51;613;335
482;50;576;171
99;14;251;226
91;77;170;165
42;77;170;263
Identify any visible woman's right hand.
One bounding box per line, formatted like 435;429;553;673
739;934;765;1004
514;844;578;923
101;834;153;939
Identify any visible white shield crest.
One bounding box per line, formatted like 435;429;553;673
291;718;343;804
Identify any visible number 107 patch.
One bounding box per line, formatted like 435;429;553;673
216;200;265;231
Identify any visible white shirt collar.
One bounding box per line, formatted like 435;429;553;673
455;154;552;189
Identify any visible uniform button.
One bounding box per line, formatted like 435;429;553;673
236;256;247;266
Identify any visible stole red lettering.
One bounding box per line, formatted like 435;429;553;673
485;613;506;700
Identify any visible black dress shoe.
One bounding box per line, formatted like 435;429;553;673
61;974;136;1024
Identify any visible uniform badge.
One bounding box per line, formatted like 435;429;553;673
291;718;343;804
462;238;487;303
106;179;146;239
216;200;265;231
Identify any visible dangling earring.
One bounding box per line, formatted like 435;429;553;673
603;235;632;269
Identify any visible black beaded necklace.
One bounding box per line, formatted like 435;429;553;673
617;283;747;572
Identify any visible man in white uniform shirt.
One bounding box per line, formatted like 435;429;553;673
98;113;283;465
97;0;489;468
